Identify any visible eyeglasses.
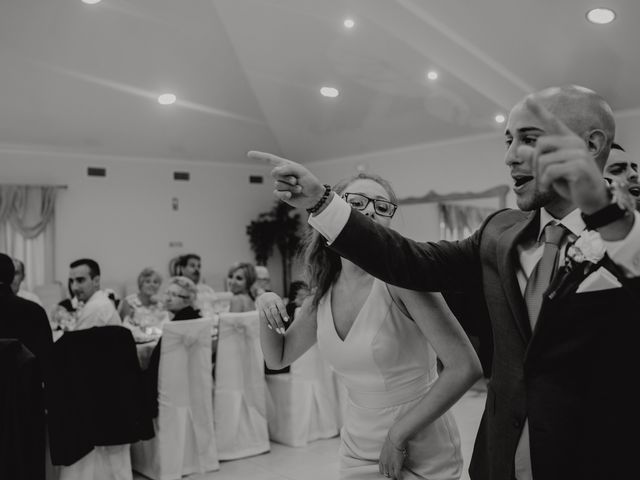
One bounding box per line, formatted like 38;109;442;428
343;193;397;217
166;291;190;300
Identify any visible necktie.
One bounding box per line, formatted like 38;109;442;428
524;223;568;328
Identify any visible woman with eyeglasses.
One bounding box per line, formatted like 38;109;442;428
163;276;202;320
256;172;482;480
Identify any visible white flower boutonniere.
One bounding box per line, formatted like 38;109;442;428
566;230;606;265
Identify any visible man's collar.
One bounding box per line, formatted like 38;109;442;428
538;207;585;242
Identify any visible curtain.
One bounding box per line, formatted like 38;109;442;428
438;202;496;241
0;185;59;289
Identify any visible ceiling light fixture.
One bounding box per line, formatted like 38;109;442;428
320;87;339;98
81;0;102;4
157;93;177;105
495;114;506;124
426;71;438;81
344;19;355;29
586;8;616;24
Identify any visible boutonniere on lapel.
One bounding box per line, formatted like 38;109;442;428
547;230;606;301
565;230;606;273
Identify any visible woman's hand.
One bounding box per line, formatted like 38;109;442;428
379;433;408;479
255;292;289;334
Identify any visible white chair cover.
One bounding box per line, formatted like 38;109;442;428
131;318;219;480
210;291;234;314
214;311;270;460
59;445;132;480
266;343;340;447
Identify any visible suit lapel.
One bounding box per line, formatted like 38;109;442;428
496;210;539;343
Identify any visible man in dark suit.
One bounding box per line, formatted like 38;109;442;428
0;253;53;364
249;85;640;480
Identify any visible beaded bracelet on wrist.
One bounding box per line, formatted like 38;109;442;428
306;184;332;214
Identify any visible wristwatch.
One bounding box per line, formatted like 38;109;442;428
581;180;634;230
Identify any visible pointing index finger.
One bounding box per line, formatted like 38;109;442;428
247;150;290;168
524;98;574;136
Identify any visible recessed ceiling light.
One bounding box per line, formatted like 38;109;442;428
495;114;506;124
344;19;355;29
157;93;177;105
586;8;616;24
320;87;339;98
426;71;438;81
82;0;102;4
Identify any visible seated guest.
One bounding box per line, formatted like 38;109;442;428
285;280;310;323
145;276;204;417
0;253;52;364
120;267;169;341
173;253;217;317
164;276;202;321
227;262;257;313
604;143;639;209
10;258;43;306
67;258;121;330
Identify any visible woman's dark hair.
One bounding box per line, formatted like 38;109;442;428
287;280;309;301
302;172;397;307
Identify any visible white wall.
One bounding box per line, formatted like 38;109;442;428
0;149;283;295
2;111;637;295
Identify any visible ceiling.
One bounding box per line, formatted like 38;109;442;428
1;0;638;165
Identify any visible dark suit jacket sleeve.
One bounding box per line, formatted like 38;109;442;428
330;208;488;293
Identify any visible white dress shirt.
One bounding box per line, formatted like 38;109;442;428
73;290;121;331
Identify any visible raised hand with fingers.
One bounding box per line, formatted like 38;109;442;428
247;150;329;211
255;291;289;335
519;98;609;215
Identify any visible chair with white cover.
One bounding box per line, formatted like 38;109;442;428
266;341;341;447
213;311;270;460
131;318;219;480
210;291;234;314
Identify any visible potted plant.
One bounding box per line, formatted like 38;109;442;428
246;201;303;294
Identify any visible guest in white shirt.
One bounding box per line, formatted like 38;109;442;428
10;258;42;306
68;258;121;330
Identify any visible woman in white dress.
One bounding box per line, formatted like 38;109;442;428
257;173;482;480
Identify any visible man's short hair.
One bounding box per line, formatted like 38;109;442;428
611;142;625;152
69;258;101;278
179;253;201;266
0;253;16;284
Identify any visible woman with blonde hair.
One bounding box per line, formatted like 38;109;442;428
226;262;258;312
120;267;169;341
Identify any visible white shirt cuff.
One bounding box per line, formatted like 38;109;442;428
307;195;351;245
602;210;640;277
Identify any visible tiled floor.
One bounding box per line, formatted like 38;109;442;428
134;381;487;480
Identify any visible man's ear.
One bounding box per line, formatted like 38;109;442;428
93;275;101;288
586;129;607;166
